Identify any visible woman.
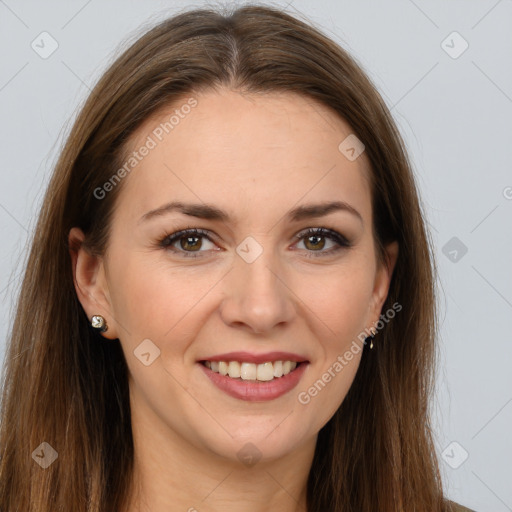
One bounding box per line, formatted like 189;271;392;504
0;5;476;512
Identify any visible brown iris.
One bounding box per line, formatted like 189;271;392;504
303;234;326;251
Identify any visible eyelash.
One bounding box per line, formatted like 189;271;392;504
158;227;351;259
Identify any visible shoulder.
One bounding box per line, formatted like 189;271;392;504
447;500;477;512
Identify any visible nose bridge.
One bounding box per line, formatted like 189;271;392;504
219;235;295;332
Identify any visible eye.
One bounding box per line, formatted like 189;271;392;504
158;228;218;258
158;226;351;259
293;227;351;258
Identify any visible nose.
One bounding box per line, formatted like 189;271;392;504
219;245;296;334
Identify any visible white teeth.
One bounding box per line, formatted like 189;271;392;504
228;361;241;378
203;360;300;381
256;362;274;381
218;361;229;376
240;362;257;380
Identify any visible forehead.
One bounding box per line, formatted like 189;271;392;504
116;89;372;224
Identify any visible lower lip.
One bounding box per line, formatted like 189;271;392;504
198;362;309;402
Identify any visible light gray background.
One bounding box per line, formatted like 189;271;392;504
1;1;511;510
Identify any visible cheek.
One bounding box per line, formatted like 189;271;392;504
108;254;221;353
294;265;370;420
106;255;177;341
293;261;375;341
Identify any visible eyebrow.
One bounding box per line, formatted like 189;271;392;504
138;200;363;225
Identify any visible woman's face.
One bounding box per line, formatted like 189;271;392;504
72;88;397;463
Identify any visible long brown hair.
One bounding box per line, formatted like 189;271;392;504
0;5;453;511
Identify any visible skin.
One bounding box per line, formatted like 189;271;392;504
69;88;398;512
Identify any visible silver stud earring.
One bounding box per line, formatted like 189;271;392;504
91;315;108;333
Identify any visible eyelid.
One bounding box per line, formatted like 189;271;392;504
159;227;217;249
293;226;349;244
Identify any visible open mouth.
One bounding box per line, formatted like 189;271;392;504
199;360;306;382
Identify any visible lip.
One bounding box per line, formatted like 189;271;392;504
198;361;309;402
198;351;309;364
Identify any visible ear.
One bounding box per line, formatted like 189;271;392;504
368;240;399;326
68;227;119;340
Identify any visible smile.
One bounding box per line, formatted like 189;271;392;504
201;360;299;381
198;360;309;402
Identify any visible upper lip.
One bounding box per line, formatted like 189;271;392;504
198;351;309;364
